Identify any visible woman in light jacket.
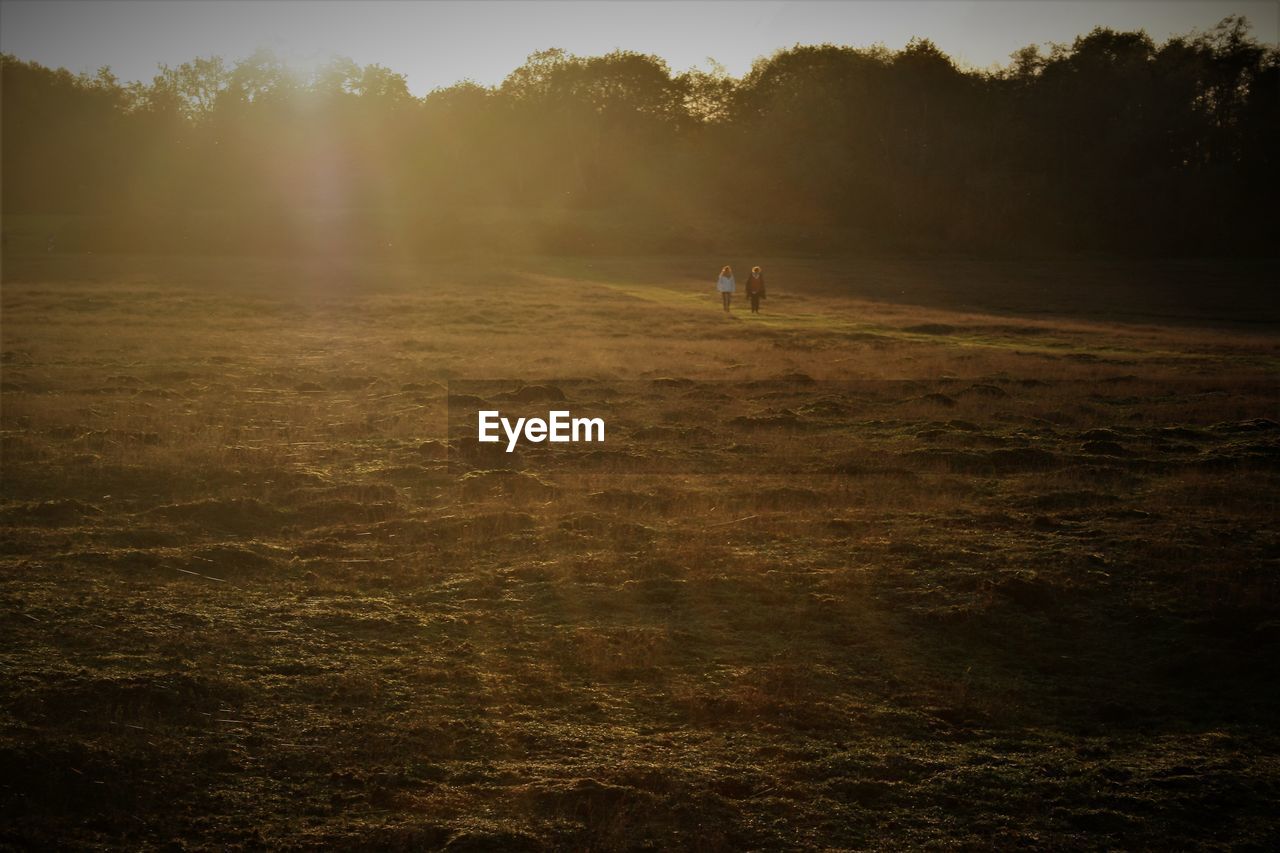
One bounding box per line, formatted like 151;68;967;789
716;265;736;313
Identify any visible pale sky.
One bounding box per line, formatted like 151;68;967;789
1;1;1275;94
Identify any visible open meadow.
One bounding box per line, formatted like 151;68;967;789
1;251;1278;849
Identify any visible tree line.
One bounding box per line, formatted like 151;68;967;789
2;17;1275;256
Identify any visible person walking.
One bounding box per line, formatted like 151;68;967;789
746;266;766;313
716;265;736;312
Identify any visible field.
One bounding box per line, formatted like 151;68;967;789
1;251;1278;850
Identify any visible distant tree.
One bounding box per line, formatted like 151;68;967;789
2;19;1276;255
676;60;736;124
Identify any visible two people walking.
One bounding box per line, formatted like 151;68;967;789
717;265;767;314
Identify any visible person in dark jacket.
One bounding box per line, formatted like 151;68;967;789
746;266;766;313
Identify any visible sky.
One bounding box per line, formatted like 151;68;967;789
1;0;1275;94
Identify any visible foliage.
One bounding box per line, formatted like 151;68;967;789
1;17;1275;254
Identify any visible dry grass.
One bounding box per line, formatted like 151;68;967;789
1;251;1278;849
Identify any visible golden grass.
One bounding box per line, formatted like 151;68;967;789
1;251;1278;849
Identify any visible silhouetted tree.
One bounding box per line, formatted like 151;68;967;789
2;17;1275;255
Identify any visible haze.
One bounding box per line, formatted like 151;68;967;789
2;0;1276;94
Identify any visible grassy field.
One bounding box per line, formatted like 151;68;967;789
1;251;1278;850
